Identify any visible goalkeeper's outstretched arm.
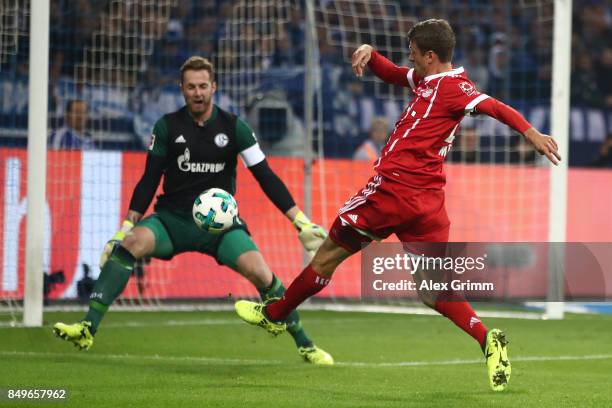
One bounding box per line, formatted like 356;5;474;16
247;159;296;216
248;159;327;257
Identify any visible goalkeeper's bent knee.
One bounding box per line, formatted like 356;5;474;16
109;245;137;269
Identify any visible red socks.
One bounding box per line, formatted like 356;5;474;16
435;300;488;348
264;265;487;349
266;265;330;321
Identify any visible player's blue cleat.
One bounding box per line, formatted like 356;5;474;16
484;328;511;391
299;345;334;365
234;300;286;336
53;321;94;350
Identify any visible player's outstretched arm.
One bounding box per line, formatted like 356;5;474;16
522;128;561;165
474;97;561;165
352;44;375;77
352;44;411;87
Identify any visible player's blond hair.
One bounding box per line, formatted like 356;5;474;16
180;56;215;83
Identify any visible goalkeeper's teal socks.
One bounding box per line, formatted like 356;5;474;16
259;274;313;348
84;246;135;334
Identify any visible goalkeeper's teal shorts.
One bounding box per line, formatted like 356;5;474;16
136;208;257;271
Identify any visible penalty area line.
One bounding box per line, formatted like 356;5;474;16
1;350;612;367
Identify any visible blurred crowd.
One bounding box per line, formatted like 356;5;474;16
32;0;609;105
0;0;610;165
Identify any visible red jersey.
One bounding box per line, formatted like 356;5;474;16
374;66;489;189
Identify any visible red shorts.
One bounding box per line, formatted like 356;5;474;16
329;174;450;253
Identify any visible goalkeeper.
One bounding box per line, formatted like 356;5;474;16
53;56;332;365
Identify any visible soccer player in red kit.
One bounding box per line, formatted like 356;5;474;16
235;19;561;391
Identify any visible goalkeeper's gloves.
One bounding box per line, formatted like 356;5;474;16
292;211;327;259
99;220;134;268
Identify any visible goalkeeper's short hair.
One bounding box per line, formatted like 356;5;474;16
180;56;215;83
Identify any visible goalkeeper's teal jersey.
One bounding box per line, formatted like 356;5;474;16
148;104;259;212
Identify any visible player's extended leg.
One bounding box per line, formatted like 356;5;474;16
236;174;386;331
431;287;511;391
412;262;489;348
54;219;171;350
235;234;355;334
398;212;492;349
407;241;511;391
266;237;353;320
217;229;333;364
400;195;511;392
408;263;511;391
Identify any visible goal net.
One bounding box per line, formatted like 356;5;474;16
306;0;557;316
0;0;30;323
0;0;571;323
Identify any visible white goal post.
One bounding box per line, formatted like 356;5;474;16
23;0;49;327
545;0;572;320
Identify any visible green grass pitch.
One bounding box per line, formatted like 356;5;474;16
1;310;611;407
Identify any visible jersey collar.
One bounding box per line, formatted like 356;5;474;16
185;104;218;127
424;66;464;82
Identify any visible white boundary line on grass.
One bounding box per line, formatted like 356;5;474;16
2;350;612;368
338;354;612;367
0;350;281;365
1;303;546;319
4;301;612;318
0;317;373;329
314;304;543;319
0;305;543;328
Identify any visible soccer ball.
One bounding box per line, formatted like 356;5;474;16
192;188;238;233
